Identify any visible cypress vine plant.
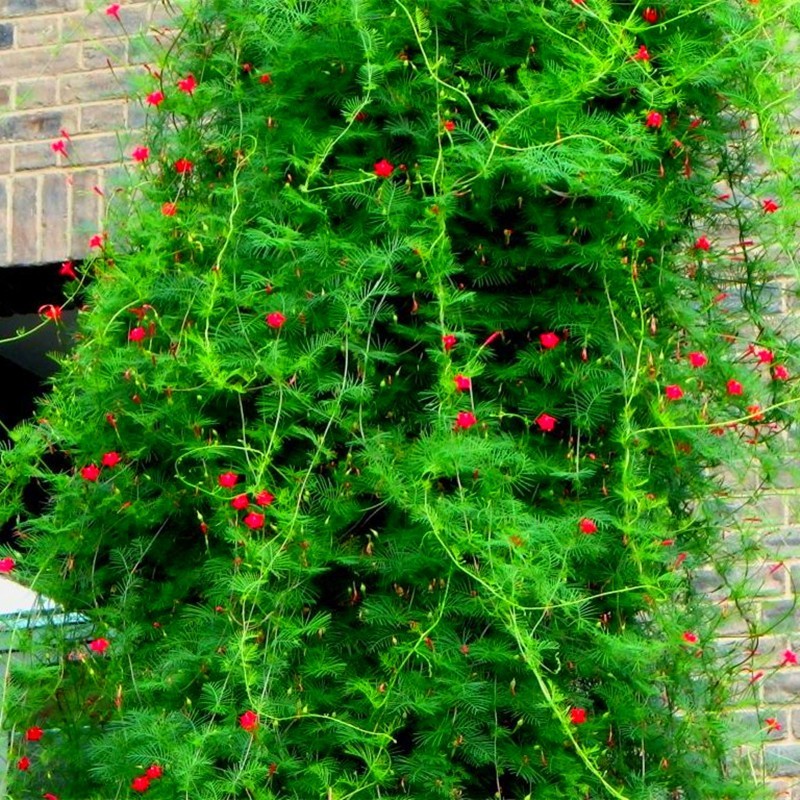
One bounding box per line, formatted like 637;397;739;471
1;0;799;797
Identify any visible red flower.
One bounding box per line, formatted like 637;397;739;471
105;413;118;428
101;451;121;468
665;384;683;400
682;631;698;644
239;710;259;731
255;490;275;506
443;120;456;131
132;146;150;163
131;775;150;793
231;493;249;510
454;374;472;391
455;411;477;430
25;726;44;742
442;334;458;352
129;326;146;342
80;464;101;482
373;159;394;178
539;331;560;349
177;74;197;94
579;518;597;534
259;73;272;84
174;158;194;174
773;364;790;381
243;512;265;529
746;404;764;422
17;756;30;771
44;795;59;800
694;235;710;251
642;6;658;22
59;260;77;279
569;707;587;725
0;557;15;573
266;312;287;329
146;90;165;107
145;764;163;779
161;202;177;216
105;3;121;20
756;348;774;364
632;44;651;61
688;351;707;368
765;717;782;732
51;139;68;156
645;110;663;129
89;638;110;653
781;648;798;666
762;198;779;213
38;304;62;322
218;472;239;488
535;413;556;432
726;379;743;396
89;233;104;248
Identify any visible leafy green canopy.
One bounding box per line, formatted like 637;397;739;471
2;0;798;798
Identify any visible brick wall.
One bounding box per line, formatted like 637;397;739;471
0;0;166;266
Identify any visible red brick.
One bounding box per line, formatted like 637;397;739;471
40;171;68;262
62;4;150;43
59;68;135;104
0;108;79;143
68;133;123;166
81;39;127;71
0;0;80;17
15;78;57;110
0;43;80;79
0;179;8;265
70;168;102;257
81;102;126;133
13;139;55;171
14;14;60;47
11;175;38;264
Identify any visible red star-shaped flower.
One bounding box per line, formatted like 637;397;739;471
688;351;708;368
80;464;101;482
535;413;556;432
665;384;683;400
694;235;711;251
218;472;239;488
645;110;663;129
569;707;587;725
239;710;259;731
146;90;165;107
726;379;743;396
243;512;265;529
255;490;275;506
454;374;472;391
539;332;560;349
632;44;651;61
231;493;249;510
89;638;110;654
579;518;597;534
132;145;150;163
455;411;477;430
131;775;150;793
266;312;287;329
0;557;15;573
373;159;394;178
762;198;779;213
101;451;121;468
177;74;197;94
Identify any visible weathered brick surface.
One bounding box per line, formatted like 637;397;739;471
0;0;158;266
